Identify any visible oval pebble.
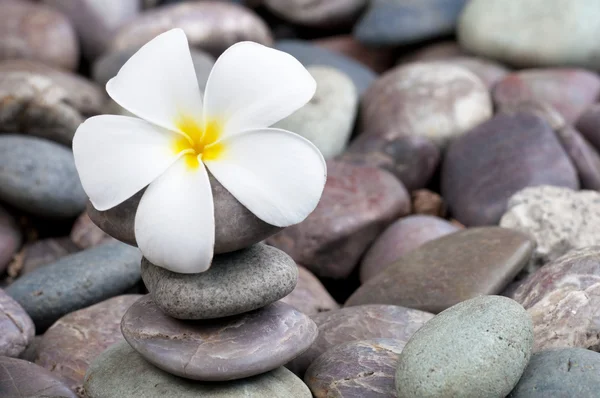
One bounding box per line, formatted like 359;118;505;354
0;356;76;398
0;288;35;358
281;265;339;315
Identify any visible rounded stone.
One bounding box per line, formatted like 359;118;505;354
305;338;404;398
0;288;35;358
281;265;339;315
122;297;318;381
5;242;141;331
84;341;311;398
360;62;492;149
0;1;79;70
264;0;366;28
500;186;600;270
493;69;600;123
577;103;600;151
512;246;600;352
0;356;76;398
268;161;410;279
360;215;461;283
275;40;376;96
87;175;281;253
0;135;87;217
400;40;467;63
339;134;440;191
93;46;214;91
110;2;272;57
509;348;600;398
458;0;600;70
273;66;358;159
347;227;535;313
36;295;142;393
20;237;80;276
0;205;21;274
142;244;297;319
433;56;510;89
555;125;600;191
396;295;533;398
70;212;114;249
0;60;105;146
442;113;579;226
355;0;467;46
42;0;139;60
313;35;395;73
286;304;433;376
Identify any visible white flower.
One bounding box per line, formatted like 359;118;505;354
73;29;326;274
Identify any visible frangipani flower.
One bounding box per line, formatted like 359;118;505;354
73;29;326;274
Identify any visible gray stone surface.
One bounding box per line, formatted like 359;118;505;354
37;295;142;393
305;338;404;398
142;244;297;319
0;356;76;398
501;186;600;271
20;237;80;276
281;265;339;315
274;66;357;159
0;135;87;217
6;242;141;331
509;348;600;397
264;0;366;28
84;341;312;398
87;174;281;253
0;288;35;358
122;297;318;381
286;304;433;376
396;295;533;398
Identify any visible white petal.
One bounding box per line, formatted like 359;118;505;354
203;42;316;139
135;156;214;274
73;115;181;211
106;28;203;133
203;128;326;227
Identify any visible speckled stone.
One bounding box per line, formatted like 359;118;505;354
0;356;76;398
142;244;297;319
275;40;376;96
347;227;534;312
442;113;579;226
355;0;468;46
339;134;440;191
500;186;600;271
458;0;600;70
509;348;600;398
6;242;141;331
84;341;312;398
122;297;317;381
0;60;105;146
360;62;492;149
313;35;395;73
396;296;533;398
264;0;366;28
36;295;142;393
268;161;410;279
360;215;461;283
87;175;281;253
273;66;357;159
511;247;600;352
286;304;433;376
0;135;87;217
70;213;114;249
0;205;20;274
281;265;339;315
42;0;139;60
110;2;272;57
20;237;80;276
577;103;600;151
0;1;79;70
0;288;35;358
305;338;404;398
93;46;214;91
493;69;600;123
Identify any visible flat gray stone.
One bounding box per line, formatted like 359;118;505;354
0;135;87;217
84;341;311;398
0;288;35;358
305;338;404;398
0;356;76;398
142;244;297;319
6;242;141;331
396;295;533;398
121;297;318;381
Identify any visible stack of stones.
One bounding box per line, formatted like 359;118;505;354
82;189;318;397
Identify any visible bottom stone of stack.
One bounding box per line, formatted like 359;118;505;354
121;295;318;381
83;340;312;398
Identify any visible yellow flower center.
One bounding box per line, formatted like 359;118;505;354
173;116;224;169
